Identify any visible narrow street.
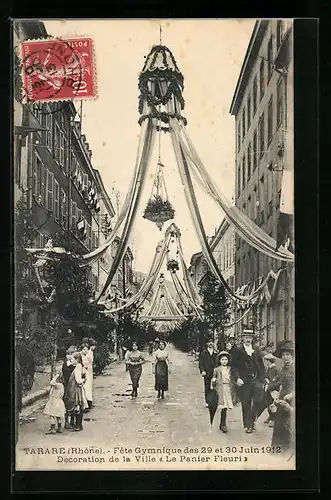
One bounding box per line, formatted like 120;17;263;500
16;345;293;470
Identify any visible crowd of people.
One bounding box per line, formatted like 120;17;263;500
43;337;96;434
198;329;295;455
42;335;174;435
19;326;294;459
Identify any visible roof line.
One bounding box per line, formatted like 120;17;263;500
93;169;116;217
229;20;269;116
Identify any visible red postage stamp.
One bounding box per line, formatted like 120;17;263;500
20;37;96;103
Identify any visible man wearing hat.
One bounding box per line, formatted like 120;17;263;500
199;337;219;407
231;329;265;433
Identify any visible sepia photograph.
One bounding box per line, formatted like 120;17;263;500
13;18;295;471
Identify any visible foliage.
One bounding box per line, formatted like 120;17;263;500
93;343;111;375
16;340;36;395
143;194;175;221
14;206;115;389
169;317;210;353
166;259;179;272
117;314;157;350
199;269;231;349
14;198;40;318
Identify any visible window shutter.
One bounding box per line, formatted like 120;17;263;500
46;170;54;211
71;201;77;228
32;153;38;196
54;180;60;219
61;189;67;225
268;174;273;203
63;136;67;173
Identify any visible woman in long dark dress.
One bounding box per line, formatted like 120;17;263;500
125;342;145;398
152;340;171;399
268;341;295;454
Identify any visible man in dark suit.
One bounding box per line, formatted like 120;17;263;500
199;337;219;406
231;329;265;433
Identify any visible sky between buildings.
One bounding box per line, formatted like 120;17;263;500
44;19;255;274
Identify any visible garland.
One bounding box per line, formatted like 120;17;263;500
139;112;187;127
140;45;183;80
138;77;185;115
166;258;179;273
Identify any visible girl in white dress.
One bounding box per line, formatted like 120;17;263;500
211;351;237;434
44;372;66;434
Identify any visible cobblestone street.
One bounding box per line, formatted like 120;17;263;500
16;345;294;470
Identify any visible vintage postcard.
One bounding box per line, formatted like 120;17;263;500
14;19;295;472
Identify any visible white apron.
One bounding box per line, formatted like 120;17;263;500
82;350;93;401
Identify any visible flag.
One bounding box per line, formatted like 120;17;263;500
77;218;85;231
276;169;294;251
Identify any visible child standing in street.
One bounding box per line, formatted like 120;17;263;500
263;353;280;426
210;351;237;434
44;372;66;435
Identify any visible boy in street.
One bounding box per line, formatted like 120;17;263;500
263;353;280;426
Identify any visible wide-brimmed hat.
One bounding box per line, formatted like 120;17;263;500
66;346;76;355
264;353;277;362
88;338;96;346
218;351;231;360
280;340;294;355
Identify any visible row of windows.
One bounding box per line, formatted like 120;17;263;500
31;104;92;184
28;106;99;216
238;187;280;230
31;152;100;251
215;236;235;272
237;81;285;196
237;21;285;153
236;247;277;288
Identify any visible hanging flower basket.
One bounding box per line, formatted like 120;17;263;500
143;194;175;230
166;259;179;273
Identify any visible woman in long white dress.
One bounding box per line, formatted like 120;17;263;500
210;351;238;434
85;339;96;409
81;343;92;409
